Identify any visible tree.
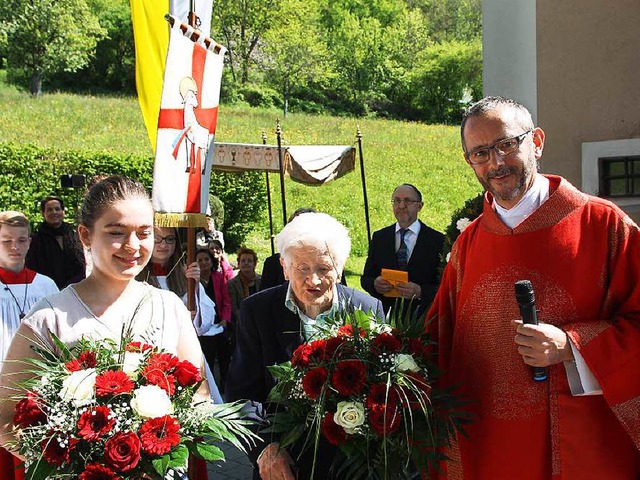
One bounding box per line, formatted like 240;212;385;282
211;0;282;85
0;0;105;95
262;0;332;116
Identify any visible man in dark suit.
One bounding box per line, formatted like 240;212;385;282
226;212;384;480
361;183;444;317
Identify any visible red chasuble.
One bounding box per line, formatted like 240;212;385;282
427;176;640;479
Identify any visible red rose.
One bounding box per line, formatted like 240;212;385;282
370;333;402;354
368;405;401;437
302;367;328;400
320;412;348;446
104;431;141;473
173;360;202;387
139;415;181;455
42;433;77;466
77;406;116;441
145;352;179;372
125;341;155;353
331;360;367;396
142;368;177;395
65;351;97;372
79;463;119;480
366;383;398;411
14;393;46;428
95;370;135;397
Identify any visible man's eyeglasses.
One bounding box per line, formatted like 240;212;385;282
464;130;533;165
154;235;177;245
391;198;421;206
293;264;335;279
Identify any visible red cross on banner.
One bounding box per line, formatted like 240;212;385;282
152;19;226;222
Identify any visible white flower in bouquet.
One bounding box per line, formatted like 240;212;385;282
394;353;420;373
130;384;174;418
59;368;96;406
121;351;145;378
370;320;393;334
333;401;365;434
456;217;472;232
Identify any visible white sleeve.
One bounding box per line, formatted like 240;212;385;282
182;284;217;336
564;340;603;396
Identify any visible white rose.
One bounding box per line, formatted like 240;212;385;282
456;217;472;233
121;352;145;378
131;385;174;418
59;368;96;406
394;354;420;373
333;401;365;434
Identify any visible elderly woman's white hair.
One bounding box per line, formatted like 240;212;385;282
276;212;351;274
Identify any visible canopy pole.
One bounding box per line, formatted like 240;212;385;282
357;127;372;244
263;130;276;255
276;120;288;226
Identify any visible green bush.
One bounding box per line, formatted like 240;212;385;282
0;143;266;249
238;84;282;109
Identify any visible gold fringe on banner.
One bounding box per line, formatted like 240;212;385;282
155;212;207;229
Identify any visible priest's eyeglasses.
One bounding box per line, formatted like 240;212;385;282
464;130;532;165
154;235;177;245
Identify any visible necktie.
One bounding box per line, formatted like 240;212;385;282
397;228;409;269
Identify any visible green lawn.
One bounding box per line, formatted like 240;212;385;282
0;75;481;288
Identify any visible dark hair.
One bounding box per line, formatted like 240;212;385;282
208;239;223;250
460;96;534;146
237;247;258;265
40;196;65;213
80;176;151;229
288;207;316;223
137;227;190;296
196;248;219;271
393;184;422;202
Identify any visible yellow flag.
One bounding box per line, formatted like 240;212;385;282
130;0;170;151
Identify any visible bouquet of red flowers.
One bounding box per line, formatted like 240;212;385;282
10;335;256;479
266;307;469;479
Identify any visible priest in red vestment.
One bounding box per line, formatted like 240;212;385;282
426;96;640;479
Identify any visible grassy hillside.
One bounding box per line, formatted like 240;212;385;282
0;74;481;287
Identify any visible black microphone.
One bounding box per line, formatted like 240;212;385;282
514;280;547;382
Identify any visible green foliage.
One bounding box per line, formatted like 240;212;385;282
237;83;282;109
0;0;106;95
0;143;266;251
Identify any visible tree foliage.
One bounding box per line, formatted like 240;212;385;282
0;0;105;95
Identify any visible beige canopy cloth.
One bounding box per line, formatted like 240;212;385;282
212;143;356;185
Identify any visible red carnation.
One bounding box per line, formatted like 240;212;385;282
104;431;141;472
14;393;46;428
66;351;97;372
42;433;77;466
95;370;135;397
320;412;348;446
77;406;116;441
331;360;367;396
302;367;328;400
145;353;179;372
173;360;202;387
126;341;155;353
79;463;119;480
366;383;398;411
370;333;402;354
369;405;401;437
139;415;181;455
337;324;365;337
291;344;312;368
142;368;177;396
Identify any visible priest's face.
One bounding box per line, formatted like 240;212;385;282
463;107;544;209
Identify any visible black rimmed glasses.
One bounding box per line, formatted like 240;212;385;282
391;198;421;206
154;235;177;245
464;130;533;165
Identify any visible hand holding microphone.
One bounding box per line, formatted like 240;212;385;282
513;280;574;381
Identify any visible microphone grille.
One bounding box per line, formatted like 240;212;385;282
514;280;534;303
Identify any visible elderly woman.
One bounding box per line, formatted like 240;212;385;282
225;213;384;480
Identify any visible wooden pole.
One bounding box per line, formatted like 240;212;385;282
186;2;198;313
276;120;288;226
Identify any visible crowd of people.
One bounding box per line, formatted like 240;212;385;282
0;96;638;479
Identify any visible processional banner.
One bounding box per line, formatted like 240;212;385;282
152;17;226;225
